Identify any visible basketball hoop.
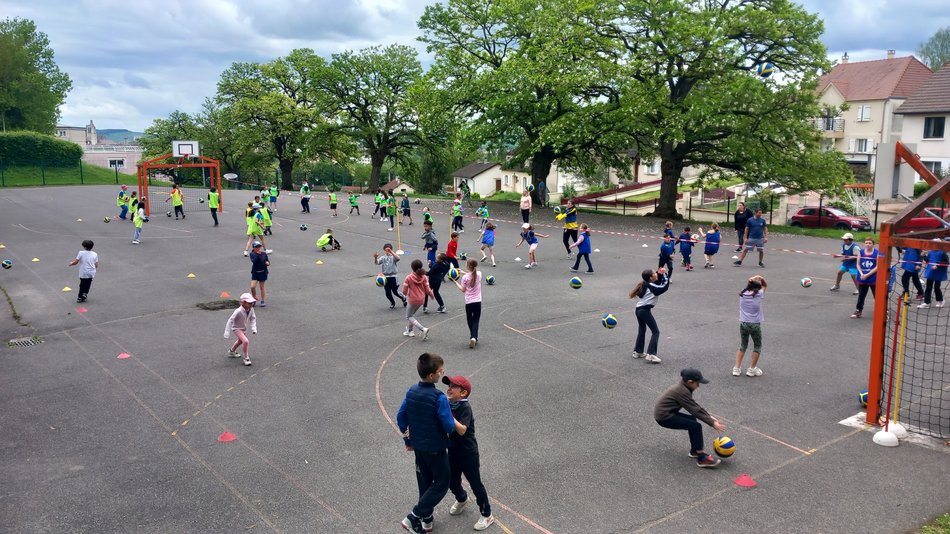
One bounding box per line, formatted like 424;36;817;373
843;183;875;218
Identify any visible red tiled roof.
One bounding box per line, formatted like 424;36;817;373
818;56;932;101
895;60;950;114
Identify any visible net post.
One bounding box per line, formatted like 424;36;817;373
865;223;893;425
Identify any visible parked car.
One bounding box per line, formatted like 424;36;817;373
898;207;950;232
789;206;872;230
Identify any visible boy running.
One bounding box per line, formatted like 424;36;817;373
68;240;98;303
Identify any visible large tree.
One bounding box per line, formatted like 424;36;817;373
917;26;950;71
418;0;639;202
593;0;851;217
0;18;72;133
316;44;424;190
217;49;346;190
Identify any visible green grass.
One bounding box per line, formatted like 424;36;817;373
920;513;950;534
768;224;879;241
484;191;522;202
0;164;137;187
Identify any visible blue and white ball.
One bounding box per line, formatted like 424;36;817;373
486;275;495;285
601;313;618;329
757;62;775;78
526;183;535;193
553;206;563;215
569;276;583;289
375;274;385;287
859;389;869;407
1;259;11;270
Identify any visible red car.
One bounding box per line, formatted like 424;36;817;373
789;207;872;231
897;207;950;232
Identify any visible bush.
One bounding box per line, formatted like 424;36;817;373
562;183;578;199
745;194;775;213
0;131;83;167
471;192;480;200
914;180;930;198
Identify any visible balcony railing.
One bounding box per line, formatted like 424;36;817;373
812;117;844;132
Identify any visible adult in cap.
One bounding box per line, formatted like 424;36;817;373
654;368;726;468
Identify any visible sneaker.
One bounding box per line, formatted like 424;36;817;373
524;264;532;269
227;350;239;358
758;262;765;268
423;307;428;314
404;330;416;337
709;264;715;268
460;229;464;233
852;290;859;295
732;367;741;376
492;263;497;267
735;247;742;252
243;357;252;366
645;354;662;363
422;327;430;340
132;240;140;245
697;454;721;468
531;262;538;266
421;517;433;533
851;310;862;318
388;228;394;232
917;303;930;309
450;497;469;515
936;301;945;308
569;267;578;272
243;250;249;256
401;515;425;534
469;338;476;349
746;367;763;377
733;260;742;266
474;515;494;531
389;303;396;310
829;285;840;291
916;293;924;300
704;262;710;268
566;253;573;259
688;450;701;458
259;300;266;307
480;256;487;263
586;270;594;274
633;352;645;359
437;306;446;313
402;299;408;307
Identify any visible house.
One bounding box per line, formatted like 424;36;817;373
816;52;932;173
380;177;415;195
894;59;950;180
54;120;99;145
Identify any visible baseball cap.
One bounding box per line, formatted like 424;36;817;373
442;375;472;394
522;223;530;229
121;184;128;190
681;368;709;384
842;233;854;240
252;203;262;208
239;292;257;303
252;241;262;248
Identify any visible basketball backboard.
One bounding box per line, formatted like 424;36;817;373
172;140;200;158
874;141;915;199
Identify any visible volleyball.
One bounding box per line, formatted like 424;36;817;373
569;276;583;289
448;268;460;281
691;234;699;241
459;252;467;260
553;206;563;215
199;198;205;204
1;260;11;270
800;277;813;288
299;224;308;231
375;274;385;287
103;216;111;223
713;436;736;457
166;211;172;217
859;389;868;407
526;184;535;192
757;62;775;78
601;313;618;329
486;275;495;285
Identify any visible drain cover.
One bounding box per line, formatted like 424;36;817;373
8;337;43;348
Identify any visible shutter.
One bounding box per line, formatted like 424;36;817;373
848;138;855;152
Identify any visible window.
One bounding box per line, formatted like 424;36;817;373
503;175;509;186
923;116;945;139
522;176;528;189
857;105;872;122
855;139;870;153
109;159;125;169
57;130;66;137
646;160;659;174
923;161;942;176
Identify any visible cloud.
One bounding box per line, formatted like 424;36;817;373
800;0;950;55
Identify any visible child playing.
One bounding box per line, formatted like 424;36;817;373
918;241;948;309
131;197;147;244
374;190;385;220
165;183;185;219
735;275;767;376
421;221;439;268
900;247;925;300
243;203;269;256
68;240;98;303
830;233;860;294
658;234;675;280
654;368;726;468
569;223;594;274
560;200;578;259
479;223;496;267
268;182;279;212
515;223;548;269
396;353;463;534
851;238;880;319
663;220;674;239
349;192;360;215
677;227;695;271
115;184;129;220
386;192;397;231
249;241;269;307
425;253;449;314
300;181;311;213
631;267;669;363
452;259;482;348
442;374;494;530
128;191;139;223
446;232;460;268
475;201;489;235
402;259;434;339
422;206;434;226
328;190;338;217
698;223;720;268
208;187;220;226
260;203;274;236
374;243;407;309
316;229;341;251
224;293;258;366
401;193;413;225
451;195;464;233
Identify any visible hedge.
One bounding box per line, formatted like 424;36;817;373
0;131;84;167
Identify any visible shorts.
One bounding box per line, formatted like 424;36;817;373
744;238;765;251
330;203;337;209
840;264;858;275
739;321;762;353
529;243;538;252
269;196;277;202
402;208;411;216
252;273;268;282
247;228;263;236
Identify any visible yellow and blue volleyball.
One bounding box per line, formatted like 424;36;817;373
526;183;535;192
601;313;618;329
486;275;495;285
569;276;583;289
756;62;775;78
714;436;736;457
1;259;11;270
448;267;460;281
859;389;869;407
375;274;385;287
553;206;563;215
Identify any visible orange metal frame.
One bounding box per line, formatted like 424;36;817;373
136;153;222;216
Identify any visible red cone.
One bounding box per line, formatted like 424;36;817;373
218;431;237;442
734;474;757;488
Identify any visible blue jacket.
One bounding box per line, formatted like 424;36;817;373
577;231;591;254
704;230;720;255
677;232;693;254
924;250;949;282
901;248;921;272
396;382;455;453
659;241;675;260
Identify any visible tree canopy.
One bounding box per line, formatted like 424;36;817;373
917;26;950;71
0;18;72;133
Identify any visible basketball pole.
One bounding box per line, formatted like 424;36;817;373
873;295;903;446
396;206;404;255
888;292;910;438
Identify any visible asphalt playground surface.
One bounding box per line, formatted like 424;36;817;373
1;185;948;534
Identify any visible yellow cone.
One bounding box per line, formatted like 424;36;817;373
32;258;40;262
62;286;72;292
316;260;324;265
76;219;83;222
0;244;5;248
187;273;196;278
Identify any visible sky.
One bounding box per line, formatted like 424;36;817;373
3;0;948;133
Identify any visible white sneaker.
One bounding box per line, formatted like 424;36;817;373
460;229;464;233
449;497;469;515
746;367;763;377
422;327;430;340
918;303;931;309
404;330;416;337
243;357;252;366
387;228;393;231
469;338;476;348
937;301;946;308
633;352;645;359
732;367;741;376
645;354;662;363
474;515;494;531
243;250;248;256
227;350;239;358
524;264;532;269
132;240;140;245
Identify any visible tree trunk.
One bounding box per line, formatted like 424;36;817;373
366;151;386;191
278;159;294;190
530;145;555;204
654;141;684;219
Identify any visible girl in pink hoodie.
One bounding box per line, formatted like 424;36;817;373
401;259;435;339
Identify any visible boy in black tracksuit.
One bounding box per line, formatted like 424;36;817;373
424;253;449;314
442;375;494;531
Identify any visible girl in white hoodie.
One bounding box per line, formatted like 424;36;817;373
224;293;258;366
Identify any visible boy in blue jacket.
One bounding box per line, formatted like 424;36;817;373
677;227;695;271
658;234;675;281
397;353;464;534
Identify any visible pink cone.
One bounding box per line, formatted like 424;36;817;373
734;474;757;488
218;431;237;442
77;307;88;313
117;353;131;359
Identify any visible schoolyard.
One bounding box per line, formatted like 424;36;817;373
0;185;947;533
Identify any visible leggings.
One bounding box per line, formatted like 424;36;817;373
349;204;359;214
856;283;876;312
174;205;184;218
425;244;438;267
424;283;444;309
373;203;381;216
389;214;395;228
406;303;425;332
210;207;219;225
521;209;530;223
384;277;405;306
924;279;944;304
465;302;481;340
634;305;659;355
229;329;249;357
563;229;578;253
452;216;464;231
901;270;924;296
572;253;592;272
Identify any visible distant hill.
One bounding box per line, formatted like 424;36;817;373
98;129;144;144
